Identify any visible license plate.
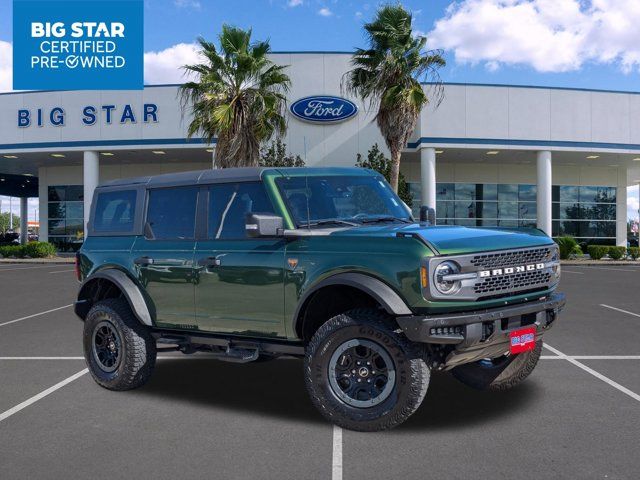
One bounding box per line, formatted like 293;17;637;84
509;327;537;354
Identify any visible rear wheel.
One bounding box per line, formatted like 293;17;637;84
304;309;429;432
451;340;542;391
83;298;156;391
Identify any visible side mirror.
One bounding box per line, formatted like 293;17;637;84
245;213;284;238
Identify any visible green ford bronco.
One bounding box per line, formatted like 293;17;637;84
75;167;565;431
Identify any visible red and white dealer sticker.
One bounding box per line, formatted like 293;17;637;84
509;327;537;354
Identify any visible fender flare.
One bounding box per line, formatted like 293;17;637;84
75;269;154;326
293;272;412;335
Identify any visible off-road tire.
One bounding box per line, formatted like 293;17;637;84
83;298;157;391
451;340;543;391
304;309;430;432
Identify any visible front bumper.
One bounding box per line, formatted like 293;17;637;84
397;292;566;369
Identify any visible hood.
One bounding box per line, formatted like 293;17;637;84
331;224;554;255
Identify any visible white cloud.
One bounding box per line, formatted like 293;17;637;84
143;43;201;84
174;0;201;10
318;7;333;17
287;0;303;7
0;41;13;92
429;0;640;73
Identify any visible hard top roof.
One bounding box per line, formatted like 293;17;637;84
97;166;376;189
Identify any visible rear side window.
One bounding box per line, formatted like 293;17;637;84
146;187;199;240
93;190;137;233
209;183;275;239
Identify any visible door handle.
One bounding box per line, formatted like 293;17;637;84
134;256;154;266
198;256;221;268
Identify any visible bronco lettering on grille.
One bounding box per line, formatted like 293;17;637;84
478;263;546;278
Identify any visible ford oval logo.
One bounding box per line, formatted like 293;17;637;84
290;96;358;124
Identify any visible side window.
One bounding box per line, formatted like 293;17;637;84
93;190;137;233
146;187;199;240
209;183;275;239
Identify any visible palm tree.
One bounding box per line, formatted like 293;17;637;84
180;26;291;168
345;4;445;192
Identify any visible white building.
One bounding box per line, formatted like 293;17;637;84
0;52;637;249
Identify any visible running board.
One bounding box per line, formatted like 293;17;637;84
152;329;306;358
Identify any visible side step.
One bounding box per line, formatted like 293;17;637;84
151;329;306;360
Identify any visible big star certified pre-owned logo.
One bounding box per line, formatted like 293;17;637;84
12;0;143;90
479;263;546;278
290;96;358;124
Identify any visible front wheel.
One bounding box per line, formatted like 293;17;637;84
451;340;543;391
83;298;157;391
304;309;429;432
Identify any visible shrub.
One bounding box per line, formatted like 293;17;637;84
629;247;640;260
607;246;626;260
555;236;582;260
0;242;57;259
24;241;57;258
587;245;608;260
0;245;23;258
356;144;413;207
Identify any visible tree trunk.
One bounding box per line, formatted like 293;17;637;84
389;145;401;192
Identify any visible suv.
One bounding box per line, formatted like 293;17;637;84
76;167;565;431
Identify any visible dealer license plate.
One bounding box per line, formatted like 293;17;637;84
509;327;537;354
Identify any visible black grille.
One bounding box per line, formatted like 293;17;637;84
470;247;552;270
474;270;551;295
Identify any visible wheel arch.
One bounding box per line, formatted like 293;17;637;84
75;269;154;326
293;272;412;341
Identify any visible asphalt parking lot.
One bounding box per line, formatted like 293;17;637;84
0;263;639;479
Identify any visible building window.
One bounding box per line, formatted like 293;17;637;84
48;185;84;252
409;182;616;243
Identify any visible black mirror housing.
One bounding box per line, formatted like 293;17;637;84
245;213;284;238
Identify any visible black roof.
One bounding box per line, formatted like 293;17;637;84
97;166;376;189
98;167;267;189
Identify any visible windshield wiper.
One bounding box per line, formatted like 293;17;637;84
299;219;359;228
358;216;413;224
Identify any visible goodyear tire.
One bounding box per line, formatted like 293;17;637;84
451;340;543;391
83;298;157;391
304;309;429;432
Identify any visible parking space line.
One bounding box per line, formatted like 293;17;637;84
0;265;67;273
543;344;640;402
0;304;73;328
0;368;88;423
0;357;85;360
332;425;342;480
600;304;640;318
560;269;584;274
49;269;76;274
570;266;640;273
542;355;640;360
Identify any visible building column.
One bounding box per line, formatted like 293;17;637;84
19;197;28;244
536;150;552;236
616;166;628;247
420;147;436;210
83;151;99;233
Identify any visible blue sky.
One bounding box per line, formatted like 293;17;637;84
2;0;640;92
1;0;640;222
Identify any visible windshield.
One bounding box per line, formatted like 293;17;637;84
276;175;413;227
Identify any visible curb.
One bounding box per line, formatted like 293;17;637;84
0;258;74;265
561;260;640;266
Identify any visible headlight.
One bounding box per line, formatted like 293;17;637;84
434;261;462;295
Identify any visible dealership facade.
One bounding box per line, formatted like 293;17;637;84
0;52;638;249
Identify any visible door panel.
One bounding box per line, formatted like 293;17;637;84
194;239;286;336
193;182;286;337
132;237;196;328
